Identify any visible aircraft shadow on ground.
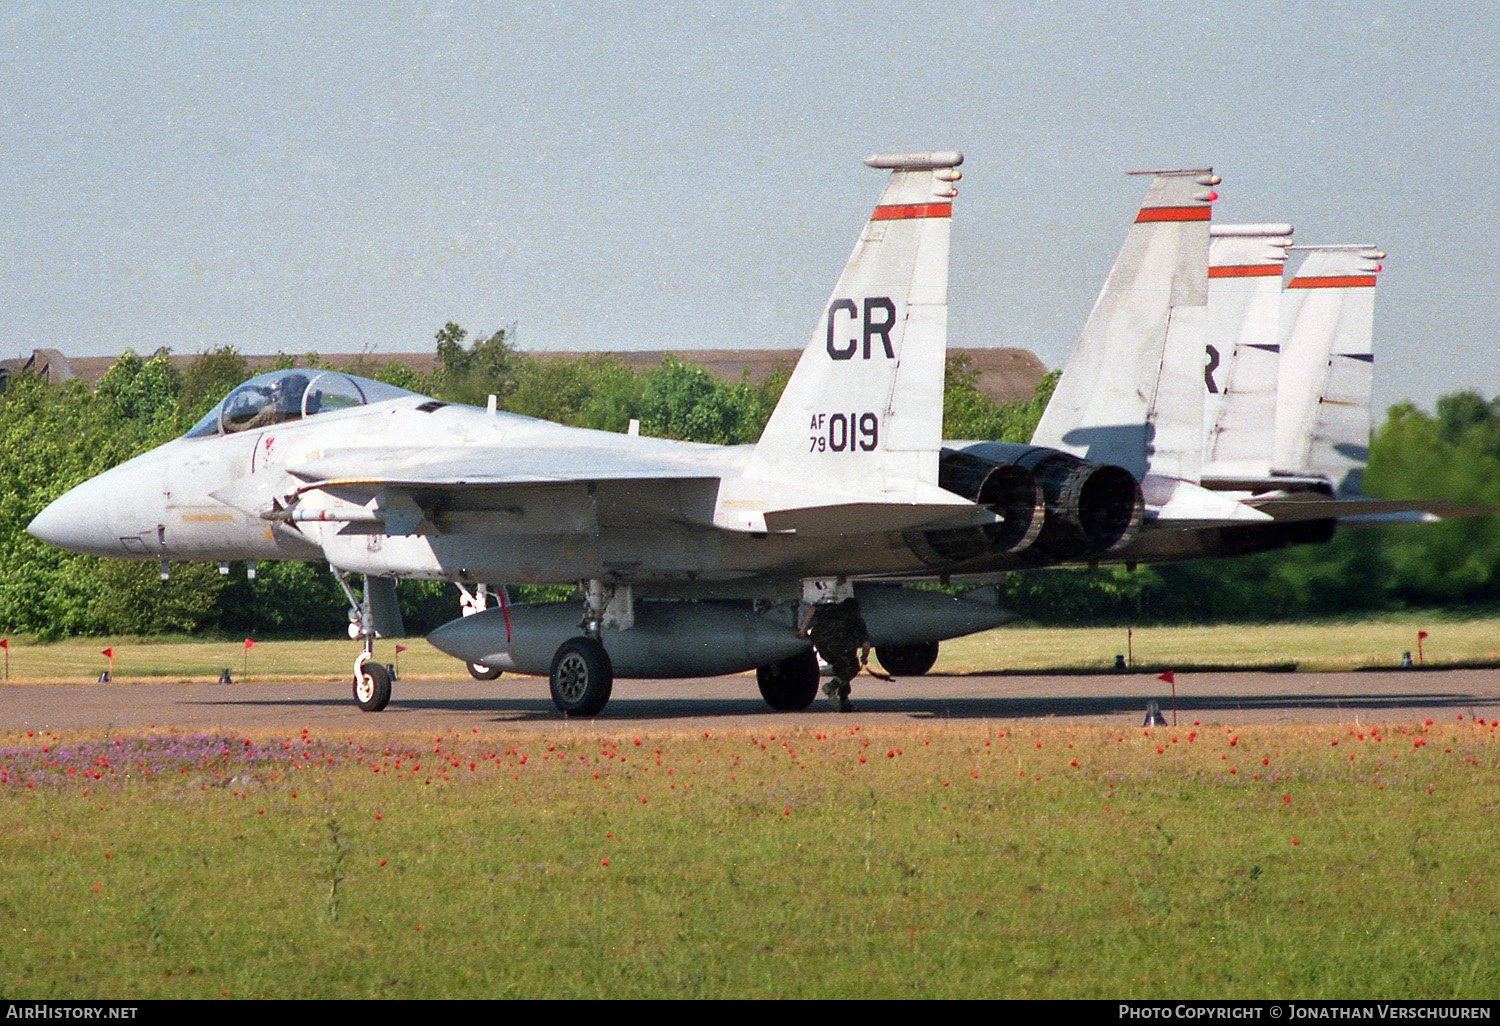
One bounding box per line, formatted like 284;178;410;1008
194;689;1494;724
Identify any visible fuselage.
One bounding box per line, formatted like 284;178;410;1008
27;387;957;594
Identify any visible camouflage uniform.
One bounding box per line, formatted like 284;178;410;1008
804;598;870;712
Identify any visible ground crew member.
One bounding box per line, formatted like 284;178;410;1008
798;598;871;712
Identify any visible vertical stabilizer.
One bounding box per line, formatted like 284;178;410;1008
1031;169;1220;482
719;153;969;535
1272;245;1384;495
1201;224;1294;481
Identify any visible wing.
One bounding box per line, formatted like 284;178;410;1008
286;444;721;489
222;437;731;537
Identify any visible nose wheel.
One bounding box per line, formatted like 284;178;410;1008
353;652;392;712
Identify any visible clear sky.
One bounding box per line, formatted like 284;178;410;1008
3;1;1494;416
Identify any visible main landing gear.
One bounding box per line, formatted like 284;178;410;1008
456;582;503;680
544;579;626;717
549;636;613;716
875;640;940;677
756;649;819;711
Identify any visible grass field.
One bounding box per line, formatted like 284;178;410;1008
2;719;1498;999
3;616;1499;999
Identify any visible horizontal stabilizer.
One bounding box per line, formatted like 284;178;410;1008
1197;473;1327;494
715;477;974;535
760;499;977;537
1146;477;1274;525
1249;495;1495;523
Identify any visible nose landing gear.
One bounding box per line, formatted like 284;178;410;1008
336;569;404;713
353;650;392;712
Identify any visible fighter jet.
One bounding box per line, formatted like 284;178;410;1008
30;152;1029;715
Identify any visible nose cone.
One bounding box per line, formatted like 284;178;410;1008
28;477;121;556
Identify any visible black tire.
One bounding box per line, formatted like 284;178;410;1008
875;641;940;677
549;637;613;717
354;660;392;712
756;648;820;711
468;662;502;681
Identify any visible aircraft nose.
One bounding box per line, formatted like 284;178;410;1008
27;478;119;556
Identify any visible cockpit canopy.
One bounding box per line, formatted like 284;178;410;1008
184;370;422;438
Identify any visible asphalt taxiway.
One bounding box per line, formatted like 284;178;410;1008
5;668;1499;736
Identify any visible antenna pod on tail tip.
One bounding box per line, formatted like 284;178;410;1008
1127;167;1220;185
864;152;963;170
1212;223;1294;238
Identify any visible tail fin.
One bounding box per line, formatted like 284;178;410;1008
1201;223;1294;483
1031;168;1220;482
720;153;969;535
1271;245;1384;495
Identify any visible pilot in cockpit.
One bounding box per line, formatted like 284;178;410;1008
241;372;310;430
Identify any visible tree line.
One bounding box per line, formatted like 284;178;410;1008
0;323;1495;640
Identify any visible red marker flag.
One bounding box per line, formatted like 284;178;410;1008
244;638;255;651
1418;631;1429;640
0;638;8;649
101;647;113;659
1159;670;1179;726
394;644;408;654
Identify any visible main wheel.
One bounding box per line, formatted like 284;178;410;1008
354;660;392;712
756;648;820;711
875;641;940;677
549;637;613;717
468;662;502;680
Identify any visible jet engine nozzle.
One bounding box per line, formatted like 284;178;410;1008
936;451;1046;554
911;442;1144;568
1026;451;1144;558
